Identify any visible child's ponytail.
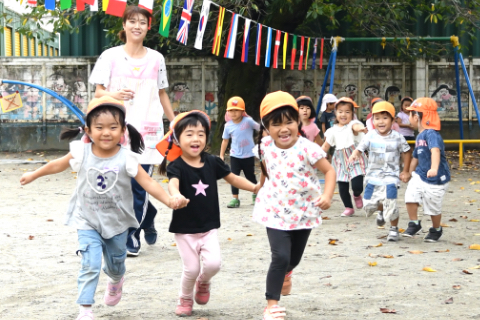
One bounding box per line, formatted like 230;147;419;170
60;126;84;141
257;125;269;178
158;138;174;176
126;124;145;154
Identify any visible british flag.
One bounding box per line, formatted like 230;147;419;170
176;0;195;45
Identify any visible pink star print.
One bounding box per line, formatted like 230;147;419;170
192;179;209;196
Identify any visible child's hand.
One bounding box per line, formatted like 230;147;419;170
253;183;262;194
170;194;190;209
20;172;36;185
348;154;358;163
314;195;332;210
361;127;368;134
427;168;438;178
400;172;411;183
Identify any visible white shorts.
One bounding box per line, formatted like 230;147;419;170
363;183;399;222
405;172;449;216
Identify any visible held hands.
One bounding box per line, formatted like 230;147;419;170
399;171;411;183
20;172;36;185
114;88;135;101
169;194;190;210
348;153;359;164
253;183;262;195
314;195;332;210
427;168;438;178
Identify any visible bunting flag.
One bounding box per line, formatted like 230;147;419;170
159;0;172;37
290;35;297;70
320;38;324;69
212;6;225;55
176;0;195;45
194;0;211;50
241;18;251;63
304;37;311;70
81;0;94;6
45;0;55;9
298;36;305;70
272;30;281;69
102;0;108;11
138;0;153;12
60;0;72;10
27;0;37;7
224;13;239;59
90;0;98;11
311;38;317;70
265;27;273;68
255;23;262;66
282;32;288;69
106;0;126;16
77;0;85;11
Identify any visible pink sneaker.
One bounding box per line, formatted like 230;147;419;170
76;310;94;320
104;277;124;306
341;208;355;217
194;281;210;305
353;196;363;209
175;298;193;317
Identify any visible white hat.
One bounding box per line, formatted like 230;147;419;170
320;94;338;112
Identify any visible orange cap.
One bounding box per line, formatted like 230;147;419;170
406;97;441;130
260;91;298;118
156;110;211;161
226;96;245;111
372;101;396;118
335;97;359;108
86;96;126;115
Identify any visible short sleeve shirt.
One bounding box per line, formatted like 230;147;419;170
222;117;260;158
319;111;336;131
325;120;365;149
396;111;415;137
356;130;410;186
167;153;231;234
253;136;326;230
301;121;321;142
413;130;450;185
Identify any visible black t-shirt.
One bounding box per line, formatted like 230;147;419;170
319;111;336;131
166;153;231;234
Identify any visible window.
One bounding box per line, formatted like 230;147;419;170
5;27;13;56
50;47;53;56
38;42;42;56
44;44;47;56
15;32;21;56
55;48;58;56
22;35;28;56
30;38;35;56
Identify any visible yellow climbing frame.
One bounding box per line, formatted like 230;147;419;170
407;140;480;167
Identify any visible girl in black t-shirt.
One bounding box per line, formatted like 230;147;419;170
156;110;259;317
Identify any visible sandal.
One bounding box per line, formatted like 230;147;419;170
263;305;286;320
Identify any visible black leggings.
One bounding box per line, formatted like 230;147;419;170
338;175;364;209
265;227;311;301
230;156;257;195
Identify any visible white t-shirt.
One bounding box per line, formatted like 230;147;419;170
325;120;365;149
89;46;169;164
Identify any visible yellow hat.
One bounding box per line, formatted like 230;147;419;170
260;91;298;118
372;101;395;118
226;96;245;111
86;96;126;115
335;97;359;108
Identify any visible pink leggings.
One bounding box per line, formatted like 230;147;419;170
175;229;222;299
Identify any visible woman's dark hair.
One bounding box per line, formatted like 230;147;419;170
333;101;355;124
60;105;145;154
297;98;316;119
158;113;210;175
257;106;305;177
118;6;153;43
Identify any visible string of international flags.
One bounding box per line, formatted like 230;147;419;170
28;0;326;70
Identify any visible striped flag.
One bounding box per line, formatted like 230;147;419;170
176;0;195;45
298;36;305;70
282;32;288;69
272;30;281;68
90;0;98;11
60;0;72;10
311;38;317;70
304;37;311;70
241;19;251;63
212;6;225;56
159;0;173;37
77;0;85;11
45;0;55;9
320;38;324;69
194;0;211;50
265;27;273;68
224;13;239;59
106;0;126;16
255;23;262;66
290;35;297;70
138;0;153;12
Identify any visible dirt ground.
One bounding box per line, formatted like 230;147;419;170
1;150;480;320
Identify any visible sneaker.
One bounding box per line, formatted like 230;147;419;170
387;226;399;242
175;298;193;317
126;244;141;257
402;221;422;237
227;198;240;208
252;193;257;205
376;211;385;227
353;195;363;209
194;281;210;305
76;310;94;320
424;227;443;242
144;225;158;245
281;271;292;296
104;277;124;306
341;208;354;217
263;305;286;320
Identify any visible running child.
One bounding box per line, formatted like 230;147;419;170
322;97;368;217
156;110;259;317
296;95;324;145
366;97;401;133
220;96;260;208
253;91;335;320
403;97;450;242
319;93;338;137
349;101;411;241
19;96;187;320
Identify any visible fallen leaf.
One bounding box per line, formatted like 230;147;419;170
379;308;396;314
408;250;424;254
399;228;405;233
368;261;377;266
462;270;473;275
377;226;385;229
28;235;35;240
468;179;473;181
324;283;332;286
454;242;464;246
460;215;468;219
470;182;476;185
333;192;339;194
468;265;480;269
423;267;437;272
328;239;338;245
434;249;450;253
381;254;394;259
440;223;450;227
27;158;33;161
374;243;383;247
377;235;387;239
46;219;54;222
452;258;463;261
369;253;379;258
320;275;332;279
161;179;169;183
469;244;480;250
322;216;331;220
460;187;465;190
469;219;480;222
171;243;176;246
444;297;454;304
246;234;253;236
227;238;232;241
453;285;461;290
449;218;458;222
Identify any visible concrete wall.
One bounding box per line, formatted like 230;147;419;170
1;56;479;151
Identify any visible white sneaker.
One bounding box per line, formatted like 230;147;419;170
376;211;385;226
387;226;399;242
76;310;94;320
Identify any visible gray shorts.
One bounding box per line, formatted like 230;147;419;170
405;172;449;216
363;183;399;221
